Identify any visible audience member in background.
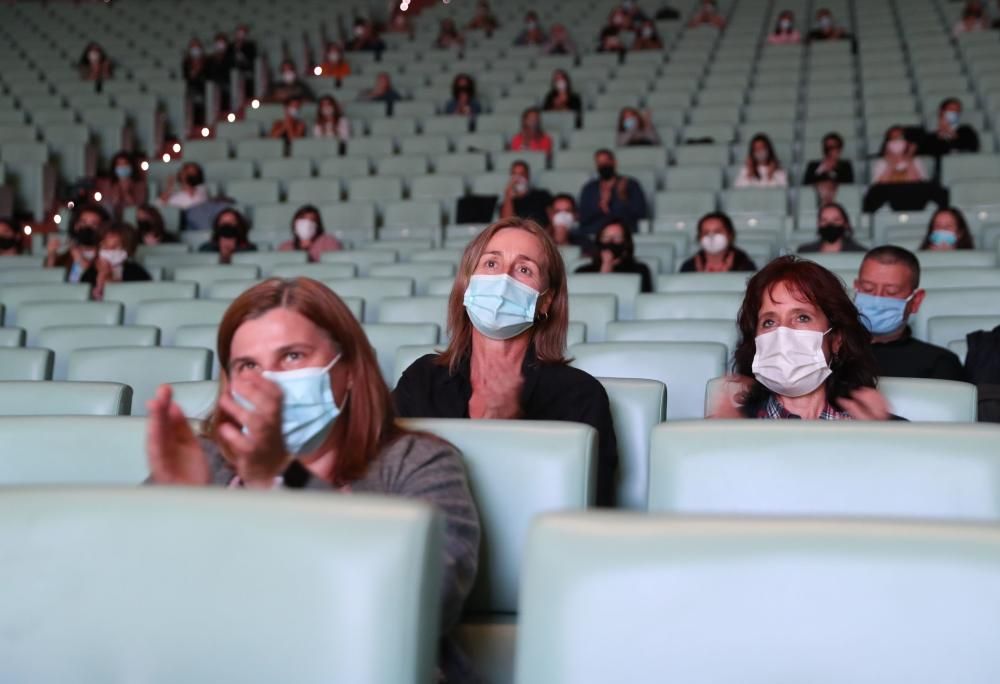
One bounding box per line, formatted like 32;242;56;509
544;24;578;54
920;207;976;251
500;160;553;226
604;5;633;34
278;204;343;262
680;211;757;273
269;97;307;143
199;208;257;263
855;246;966;381
231;24;257;99
575;218;654;292
78;42;112;81
919;98;980;156
316;42;351;80
467;0;499;34
515;11;547;45
616;107;661;146
994;0;1000;28
265;60;315;103
98;151;148;219
656;4;682;20
347;18;386;54
871;125;927;183
688;0;726;28
546;193;579;246
0;218;21;255
159;162;210;210
393;217;619;506
807;7;850;41
814;177;841;207
444;73;481;117
358;72;402;106
145;277;480;682
631;19;664;49
735;134;788;187
434;18;465;49
579;148;648;239
598;29;627;54
711;256;894;420
543;70;584;126
46;203;109;282
84;222;152;299
135;204;179;245
510;107;554;155
767;10;802;44
803;133;855;185
206;32;235;112
313;95;351;141
183;39;209;128
953;0;989;35
386;11;414;36
798;203;867;253
620;0;650;26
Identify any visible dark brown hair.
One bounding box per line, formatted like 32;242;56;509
920;207;975;250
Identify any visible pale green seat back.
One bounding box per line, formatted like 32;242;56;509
135;299;231;345
599;378;666;510
567;293;616;343
324;277;415;323
920;269;1000;290
67;347;212;415
911;288;1000;340
878;377;978;422
270;263;357;280
606;319;738;358
566;321;585;348
174;325;220;379
379;296;449;333
363;323;440;383
402;418;595;684
319;248;398;276
205;279;262;300
104;281;198;324
800;251;865;272
656;272;753;293
635;291;743;321
0;416;148;483
0;348;52;380
516;514;1000;683
38;325;160;381
0;380;131;415
570;341;727;420
169;380;219;420
0;327;24;347
648;421;1000;516
918;250;998;268
927;315;1000;347
232;250;310;276
17;301;122;345
369;263;456;296
0;283;90;326
172;265;260;295
566;273;642;320
393;345;441;387
0;268;67;284
0;489;443;684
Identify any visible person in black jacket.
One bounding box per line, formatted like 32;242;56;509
679;212;757;273
231;24;258;100
206;32;235;113
576;218;653;292
919;98;980;157
542;69;583;126
83;222;151;300
802;133;855;185
393;217;620;506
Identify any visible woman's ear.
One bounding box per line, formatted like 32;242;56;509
536;290;553;318
830;330;843;358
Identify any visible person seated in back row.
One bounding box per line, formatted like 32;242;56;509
578;148;648;243
798;203;868;254
575;218;654;292
277;204;343;262
199;208;257;264
84;222;152;300
803;133;855;186
499;160;552;227
854;246;967;381
680;212;757;273
919;207;976;251
918;98;981;157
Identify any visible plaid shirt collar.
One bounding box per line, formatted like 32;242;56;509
758;394;853;421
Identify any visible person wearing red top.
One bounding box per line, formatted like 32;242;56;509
509;107;553;156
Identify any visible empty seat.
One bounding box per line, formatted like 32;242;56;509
0;327;24;346
379;296;449;332
721;187;787;215
17;301;122;344
0;348;53;380
37;325;160;381
324;277;415;323
567;273;642;320
877;377;979;422
67;347;212;414
103;282;199;324
911;288;1000;340
362;323;440;383
168;380;219;420
287;178;341;205
172;265;260;294
567;294;617;343
270;263;356;280
135;300;231;345
319;249;397;277
205;280;262;300
656;272;753;292
369;263;455;296
0;283;90;326
606;319;739;357
225;179;281;206
927;315;1000;347
515;513;1000;683
599;378;666;511
0;381;131;416
635;292;743;321
232;251;309;276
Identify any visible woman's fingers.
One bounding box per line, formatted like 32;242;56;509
842;388;890;421
218;422;254;459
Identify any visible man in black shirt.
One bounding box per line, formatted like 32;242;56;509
918;97;980;157
853;246;966;381
499;160;552;227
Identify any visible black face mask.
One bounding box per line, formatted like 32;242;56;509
819;224;846;244
597;241;626;258
217;225;241;240
0;236;16;251
74;227;99;246
597;164;616;181
136;219;154;234
185;172;204;186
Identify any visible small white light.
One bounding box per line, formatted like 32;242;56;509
53;214;62;225
251;99;260;109
94;191;103;202
172;142;181;153
313;66;323;76
201;127;210;137
979;211;989;221
748;217;758;227
227;112;236;123
67;201;75;209
140;160;149;171
675;221;685;230
24;226;32;235
899;213;909;223
162;153;172;163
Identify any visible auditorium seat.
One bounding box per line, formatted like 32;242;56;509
0;283;90;326
0;380;131;416
104;281;198;324
17;300;122;345
567;273;642;320
135;299;231;345
38;325;160;381
927;315;1000;347
0;347;52;380
606;319;739;358
323;277;415;323
172;265;261;295
362;323;440;383
0;327;24;347
598;377;667;510
567;293;617;343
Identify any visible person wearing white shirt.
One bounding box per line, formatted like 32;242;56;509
734;134;788;188
159;162;210;210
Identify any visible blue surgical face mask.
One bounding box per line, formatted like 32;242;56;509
235;355;342;456
115;165;132;179
944;110;960;127
930;229;958;247
463;274;540;340
855;291;914;335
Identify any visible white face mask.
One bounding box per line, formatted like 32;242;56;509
554;79;568;92
100;248;128;268
753;150;770;164
328;50;341;62
513;177;529;195
80;249;97;261
700;233;729;255
887;139;907;155
752;327;832;398
88;50;101;63
552;210;575;229
294;218;318;241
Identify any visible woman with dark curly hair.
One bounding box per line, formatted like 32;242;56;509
713;256;895;420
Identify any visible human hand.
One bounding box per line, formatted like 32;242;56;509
216;373;290;488
707;375;751;419
838;387;890;421
469;354;524;419
146;385;211;485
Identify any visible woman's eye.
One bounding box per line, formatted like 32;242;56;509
761;319;774;328
798;314;812;323
285;351;303;361
519;265;532;275
485;259;496;269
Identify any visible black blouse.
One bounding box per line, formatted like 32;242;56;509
393;346;619;506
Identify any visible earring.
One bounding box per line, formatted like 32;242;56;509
536;311;549;323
